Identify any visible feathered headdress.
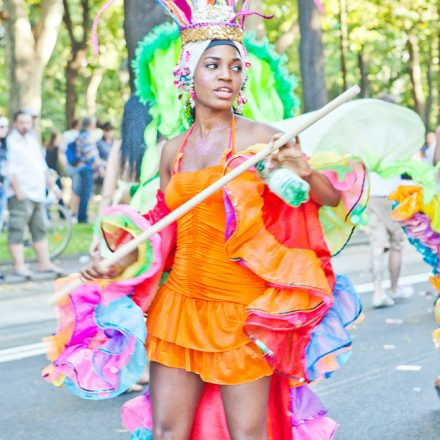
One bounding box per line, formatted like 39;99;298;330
155;0;257;45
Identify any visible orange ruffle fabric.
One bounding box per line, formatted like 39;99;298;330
146;165;272;384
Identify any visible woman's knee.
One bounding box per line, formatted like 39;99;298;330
152;422;189;440
229;419;267;440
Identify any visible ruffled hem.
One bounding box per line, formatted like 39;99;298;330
147;284;252;352
291;417;338;440
147;335;272;385
306;274;363;381
311;153;368;256
390;185;440;273
42;284;146;399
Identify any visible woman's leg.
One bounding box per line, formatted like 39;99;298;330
221;376;271;440
149;361;205;440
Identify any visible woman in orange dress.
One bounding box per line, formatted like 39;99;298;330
71;2;367;439
83;42;343;440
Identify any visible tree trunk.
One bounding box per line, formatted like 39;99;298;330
407;33;425;120
338;0;348;90
297;0;327;111
63;0;90;127
357;49;369;98
424;44;433;129
123;0;165;93
65;60;77;128
86;69;104;117
4;0;63;116
64;45;87;127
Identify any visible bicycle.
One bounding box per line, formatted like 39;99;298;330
0;187;73;260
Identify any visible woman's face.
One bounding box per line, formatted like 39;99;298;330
193;44;244;111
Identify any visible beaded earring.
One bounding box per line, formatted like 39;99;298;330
174;61;196;122
235;79;247;114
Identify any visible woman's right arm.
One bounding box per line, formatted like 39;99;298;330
83;139;177;280
159;140;177;192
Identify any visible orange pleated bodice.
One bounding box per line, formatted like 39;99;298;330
146;119;272;384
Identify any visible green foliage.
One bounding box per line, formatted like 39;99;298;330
264;0;439;128
0;0;130;132
0;0;439;130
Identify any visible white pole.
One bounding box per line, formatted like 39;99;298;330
50;86;360;304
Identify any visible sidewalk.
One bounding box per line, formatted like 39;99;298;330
0;255;86;284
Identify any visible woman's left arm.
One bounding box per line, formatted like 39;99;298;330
301;169;342;207
269;134;341;207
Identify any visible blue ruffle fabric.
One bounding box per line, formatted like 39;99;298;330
131;428;153;440
57;294;147;399
306;274;362;381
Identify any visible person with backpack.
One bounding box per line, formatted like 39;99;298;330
70;118;104;223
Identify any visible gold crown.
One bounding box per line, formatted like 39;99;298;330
180;24;244;45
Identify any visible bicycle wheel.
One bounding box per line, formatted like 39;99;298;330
44;203;73;259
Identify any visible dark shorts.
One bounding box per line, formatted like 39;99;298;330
7;196;46;244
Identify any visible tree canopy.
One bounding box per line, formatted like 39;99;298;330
0;0;438;135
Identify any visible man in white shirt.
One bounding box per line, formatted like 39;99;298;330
368;173;411;307
6;110;63;278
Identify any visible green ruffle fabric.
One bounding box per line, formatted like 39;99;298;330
378;160;440;204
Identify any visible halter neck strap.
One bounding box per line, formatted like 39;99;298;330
172;115;235;174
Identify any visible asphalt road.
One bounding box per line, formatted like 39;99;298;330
0;243;438;440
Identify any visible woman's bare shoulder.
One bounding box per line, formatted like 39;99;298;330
161;131;187;161
235;117;283;152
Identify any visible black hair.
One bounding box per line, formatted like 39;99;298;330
120;95;152;180
81;117;93;132
13;110;32;121
206;39;239;51
101;122;114;131
46;131;59;149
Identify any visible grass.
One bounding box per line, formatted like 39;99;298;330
0;222;94;262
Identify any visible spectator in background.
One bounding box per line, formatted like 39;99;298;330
0;116;8;280
0;116;8;229
45;131;62;175
97;122;114;162
74;117;103;223
6;110;63;278
60;119;81;169
45;131;65;209
60;120;81;216
368;172;413;308
421;131;437;165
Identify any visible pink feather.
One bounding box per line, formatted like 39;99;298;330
313;0;324;13
173;0;193;22
91;0;119;58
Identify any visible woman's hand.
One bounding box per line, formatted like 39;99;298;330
81;248;139;282
266;133;341;207
81;260;124;281
267;134;312;178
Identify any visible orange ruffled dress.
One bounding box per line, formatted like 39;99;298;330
146;121;273;384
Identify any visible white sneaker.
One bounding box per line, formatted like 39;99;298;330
389;286;414;299
372;294;395;308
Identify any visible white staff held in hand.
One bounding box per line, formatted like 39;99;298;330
50;85;361;304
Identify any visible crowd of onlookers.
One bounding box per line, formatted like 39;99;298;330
59;117;114;223
0;109;115;280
